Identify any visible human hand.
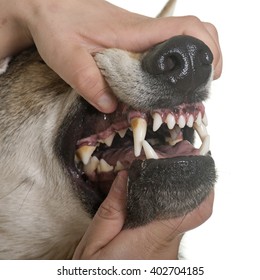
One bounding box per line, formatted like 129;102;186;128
73;171;214;260
0;0;222;113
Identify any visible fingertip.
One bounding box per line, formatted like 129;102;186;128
94;91;118;113
110;170;128;195
57;45;118;113
72;64;118;113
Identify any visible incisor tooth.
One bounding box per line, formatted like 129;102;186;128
76;145;96;165
177;115;186;128
131;117;147;157
142;140;159;159
187;115;194;128
152;113;163;131
166;114;176;129
97;159;113;173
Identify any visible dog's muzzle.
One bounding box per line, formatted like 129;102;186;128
58;35;216;227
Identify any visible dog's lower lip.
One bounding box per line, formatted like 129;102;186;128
72;103;209;195
58;99;210;203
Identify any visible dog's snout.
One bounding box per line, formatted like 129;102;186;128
141;35;213;91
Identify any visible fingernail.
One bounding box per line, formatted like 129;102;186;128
96;94;117;113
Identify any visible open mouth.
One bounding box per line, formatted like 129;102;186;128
72;101;209;196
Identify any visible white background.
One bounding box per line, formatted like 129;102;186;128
108;0;260;265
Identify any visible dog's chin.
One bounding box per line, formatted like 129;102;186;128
56;97;216;227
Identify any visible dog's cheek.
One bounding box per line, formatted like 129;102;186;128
124;157;216;228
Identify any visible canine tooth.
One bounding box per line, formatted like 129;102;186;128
177;115;186;128
187;115;194;128
76;145;96;165
166;114;176;129
152;113;163;131
103;132;115;147
131;117;147;157
114;161;124;172
196;112;202;126
117;128;128;138
142;140;159;159
97;159;114;173
84;156;99;176
194;122;210;155
199;135;210;155
193;122;208;141
202;112;208;126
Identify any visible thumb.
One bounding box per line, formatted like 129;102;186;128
73;171;128;259
47;44;117;113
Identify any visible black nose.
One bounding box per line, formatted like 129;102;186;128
141;35;213;92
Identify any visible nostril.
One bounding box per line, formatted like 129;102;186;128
159;54;181;73
198;48;213;66
141;35;213;88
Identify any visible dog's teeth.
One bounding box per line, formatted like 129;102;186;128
194;122;210;155
169;126;181;140
103;132;116;147
202;112;208;126
199;135;210;155
74;154;80;164
166;137;182;146
177;115;186;128
114;161;125;172
193;122;208;141
97;159;114;173
195;112;202;126
152;113;163;131
76;145;96;165
187;115;194;128
166;113;176;129
84;156;99;176
147;138;160;146
117;128;128;138
142;140;159;159
131;117;147;157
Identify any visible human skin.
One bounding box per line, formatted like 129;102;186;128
0;0;222;113
0;0;220;259
73;171;214;259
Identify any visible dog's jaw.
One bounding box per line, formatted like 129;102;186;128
92;36;216;227
0;35;216;259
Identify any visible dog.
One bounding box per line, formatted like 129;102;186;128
0;0;216;259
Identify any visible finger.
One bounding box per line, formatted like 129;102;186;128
73;171;128;259
145;190;215;244
49;43;118;113
203;22;223;79
128;16;222;78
